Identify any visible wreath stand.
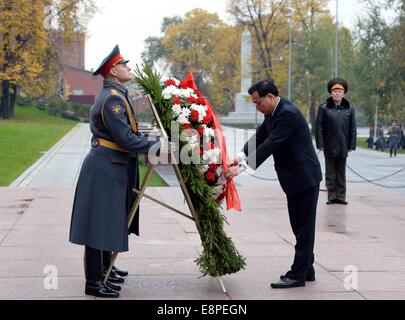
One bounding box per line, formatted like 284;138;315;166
104;95;228;295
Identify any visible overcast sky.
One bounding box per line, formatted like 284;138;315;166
85;0;367;71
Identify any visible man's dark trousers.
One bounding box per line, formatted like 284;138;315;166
285;184;319;282
325;157;347;201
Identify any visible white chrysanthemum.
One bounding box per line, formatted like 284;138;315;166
190;104;207;122
177;108;191;124
171;104;182;117
204;127;215;139
203;148;222;164
162;85;177;99
183;134;199;147
179;88;195;98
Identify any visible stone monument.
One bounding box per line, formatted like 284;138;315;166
220;28;263;125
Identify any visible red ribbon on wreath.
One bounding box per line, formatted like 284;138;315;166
184;71;242;212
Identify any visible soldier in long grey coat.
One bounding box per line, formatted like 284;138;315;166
69;45;160;298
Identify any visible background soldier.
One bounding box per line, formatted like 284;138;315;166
69;45;161;298
316;78;357;205
388;120;401;158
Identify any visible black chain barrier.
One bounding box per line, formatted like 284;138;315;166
345;164;405;189
243;161;405;189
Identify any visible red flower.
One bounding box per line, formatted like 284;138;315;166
166;79;176;87
191;110;200;123
186;96;197;104
205;171;216;183
183;124;191;130
173;97;182;105
197;126;205;137
209;163;219;171
179;80;189;89
197;97;206;105
202;114;213;125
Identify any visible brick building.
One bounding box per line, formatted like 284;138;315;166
58;33;103;105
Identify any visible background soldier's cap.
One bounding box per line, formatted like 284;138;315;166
327;78;348;94
93;45;129;77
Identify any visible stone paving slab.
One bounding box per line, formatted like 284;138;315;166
332;272;405;293
0;185;404;300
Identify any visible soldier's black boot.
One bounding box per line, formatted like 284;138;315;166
102;251;125;283
105;281;121;292
103;251;129;277
85;281;119;298
104;269;125;283
113;265;128;277
84;246;119;298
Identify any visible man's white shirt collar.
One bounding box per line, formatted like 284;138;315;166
271;97;281;117
237;97;281;170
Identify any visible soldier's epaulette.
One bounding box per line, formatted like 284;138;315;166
103;88;139;134
110;89;124;98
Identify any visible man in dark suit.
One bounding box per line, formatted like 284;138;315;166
226;80;322;288
69;45;161;298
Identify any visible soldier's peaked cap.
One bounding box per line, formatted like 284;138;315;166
93;45;129;77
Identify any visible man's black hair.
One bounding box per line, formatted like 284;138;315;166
248;80;279;97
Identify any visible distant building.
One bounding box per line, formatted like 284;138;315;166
57;33;103;105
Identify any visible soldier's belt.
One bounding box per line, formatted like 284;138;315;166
95;138;129;153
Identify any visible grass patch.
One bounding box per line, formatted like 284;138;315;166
357;137;405;154
138;157;168;187
0;106;77;186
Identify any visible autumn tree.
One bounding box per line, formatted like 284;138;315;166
228;0;290;81
0;0;96;119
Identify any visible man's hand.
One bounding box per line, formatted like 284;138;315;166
227;156;241;167
211;175;227;201
225;165;241;179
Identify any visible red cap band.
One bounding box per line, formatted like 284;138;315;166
100;54;124;77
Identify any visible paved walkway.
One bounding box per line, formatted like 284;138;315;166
10;124;92;188
0;124;404;300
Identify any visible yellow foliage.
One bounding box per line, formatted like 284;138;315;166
0;0;96;99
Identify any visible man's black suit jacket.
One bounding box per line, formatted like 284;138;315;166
243;97;322;195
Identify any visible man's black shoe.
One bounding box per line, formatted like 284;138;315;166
104;269;125;283
105;281;121;292
281;273;315;282
271;277;305;289
335;199;348;205
112;265;128;277
305;273;316;282
85;281;119;298
326;199;336;205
